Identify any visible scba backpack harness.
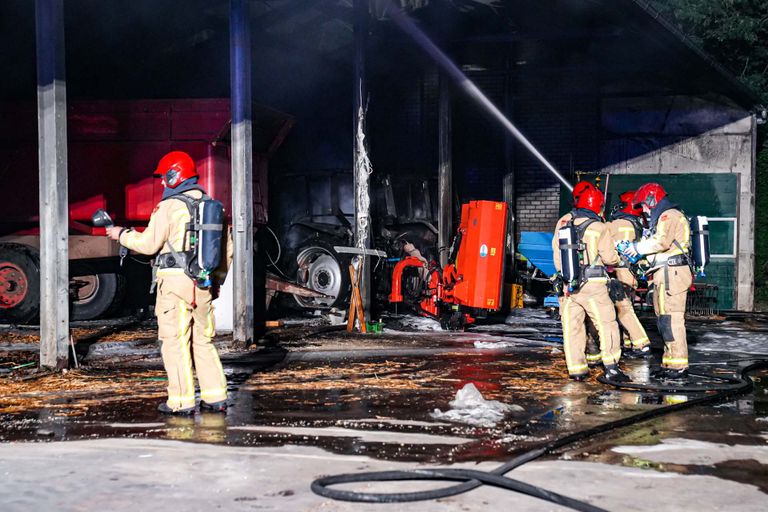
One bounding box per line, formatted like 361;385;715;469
558;214;605;293
155;191;225;289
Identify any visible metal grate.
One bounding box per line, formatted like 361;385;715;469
687;283;720;318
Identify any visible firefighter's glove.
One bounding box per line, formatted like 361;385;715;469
634;260;650;278
105;226;123;241
617;240;641;263
550;273;564;296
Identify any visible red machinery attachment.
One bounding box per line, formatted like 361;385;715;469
389;200;507;329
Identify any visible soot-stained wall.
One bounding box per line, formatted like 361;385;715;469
600;95;755;310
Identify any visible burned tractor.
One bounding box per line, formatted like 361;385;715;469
389;201;507;329
269;171;440;313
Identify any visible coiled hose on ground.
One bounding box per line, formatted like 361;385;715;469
311;360;767;511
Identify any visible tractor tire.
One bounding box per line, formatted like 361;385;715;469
71;272;126;321
440;310;466;331
293;240;351;310
0;243;41;325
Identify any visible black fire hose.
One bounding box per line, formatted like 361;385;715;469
597;369;747;393
311;361;767;510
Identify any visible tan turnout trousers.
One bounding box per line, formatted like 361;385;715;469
651;265;692;370
636;207;691;371
561;282;622;375
615;295;649;349
553;213;622;376
585;318;602;366
120;189;230;410
558;296;602;366
608;218;649;350
155;274;228;410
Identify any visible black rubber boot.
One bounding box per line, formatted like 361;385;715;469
603;365;631;383
625;346;651;359
157;402;195;415
200;400;228;413
586;354;602;368
569;373;589;382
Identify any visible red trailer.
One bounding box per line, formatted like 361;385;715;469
0;99;292;323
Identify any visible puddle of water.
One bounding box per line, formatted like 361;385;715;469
1;325;767;478
559;368;768;493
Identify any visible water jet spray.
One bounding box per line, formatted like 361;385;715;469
385;3;574;192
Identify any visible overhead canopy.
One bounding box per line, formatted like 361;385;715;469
0;0;761;111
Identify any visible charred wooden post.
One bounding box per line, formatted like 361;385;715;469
35;0;69;370
230;0;254;345
352;0;371;316
438;76;452;267
503;67;516;263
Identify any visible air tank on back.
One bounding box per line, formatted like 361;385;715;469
690;215;710;275
558;225;581;284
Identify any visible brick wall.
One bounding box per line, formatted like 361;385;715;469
512;96;599;235
515;182;561;233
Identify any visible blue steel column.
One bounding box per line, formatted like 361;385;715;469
35;0;69;369
230;0;254;344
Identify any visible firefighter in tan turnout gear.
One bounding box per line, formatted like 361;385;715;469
553;187;630;382
621;183;691;379
608;191;650;357
106;151;232;414
566;181;602;367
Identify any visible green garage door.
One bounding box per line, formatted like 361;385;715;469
561;173;738;309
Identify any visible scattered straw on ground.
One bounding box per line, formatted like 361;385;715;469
0;369;167;415
244;351;573;402
246;360;436;392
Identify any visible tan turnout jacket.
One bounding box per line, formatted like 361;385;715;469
608;217;640;288
553;212;619;279
119;189;232;282
635;208;689;272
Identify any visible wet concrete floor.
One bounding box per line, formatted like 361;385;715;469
1;311;768;510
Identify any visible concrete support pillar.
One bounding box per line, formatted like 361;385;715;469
737;114;757;311
438;76;452;267
35;0;69;370
352;0;371;316
230;0;254;343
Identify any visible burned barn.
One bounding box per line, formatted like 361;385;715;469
265;0;764;312
3;2;768;511
0;0;763;325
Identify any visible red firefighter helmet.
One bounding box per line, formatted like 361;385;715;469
575;187;604;215
633;183;667;209
572;180;596;205
619;190;642;216
153;151;197;188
